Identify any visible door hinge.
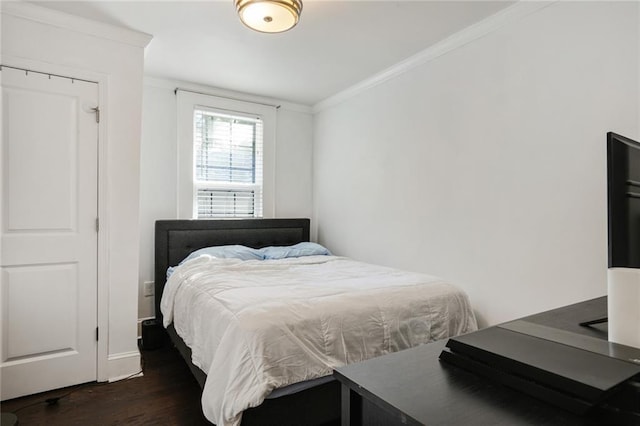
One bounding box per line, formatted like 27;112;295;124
96;327;99;341
91;106;100;123
96;218;99;232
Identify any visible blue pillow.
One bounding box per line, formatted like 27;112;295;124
180;245;264;263
167;245;264;279
259;242;331;260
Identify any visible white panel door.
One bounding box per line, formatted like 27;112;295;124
0;67;99;400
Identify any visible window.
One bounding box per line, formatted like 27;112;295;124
194;109;263;218
177;90;275;219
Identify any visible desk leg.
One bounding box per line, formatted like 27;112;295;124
341;384;362;426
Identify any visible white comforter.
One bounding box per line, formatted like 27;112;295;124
161;255;477;426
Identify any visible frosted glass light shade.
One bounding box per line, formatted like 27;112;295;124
235;0;303;33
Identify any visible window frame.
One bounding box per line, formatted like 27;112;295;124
176;90;276;219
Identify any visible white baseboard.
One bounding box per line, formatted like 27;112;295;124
108;350;142;382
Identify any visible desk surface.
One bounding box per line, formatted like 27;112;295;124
334;297;610;425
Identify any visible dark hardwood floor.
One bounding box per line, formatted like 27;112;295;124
1;342;211;425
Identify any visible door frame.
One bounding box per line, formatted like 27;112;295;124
2;55;110;382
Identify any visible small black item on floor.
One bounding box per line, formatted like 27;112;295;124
141;319;165;350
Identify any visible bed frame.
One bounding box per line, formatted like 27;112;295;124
154;218;340;426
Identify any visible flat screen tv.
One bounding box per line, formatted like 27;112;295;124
607;132;640;269
580;132;640;328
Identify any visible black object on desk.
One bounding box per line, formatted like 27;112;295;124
334;297;640;425
441;323;640;414
441;297;640;417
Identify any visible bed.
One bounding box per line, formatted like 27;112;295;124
155;218;477;426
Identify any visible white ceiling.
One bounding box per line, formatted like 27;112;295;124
32;1;513;106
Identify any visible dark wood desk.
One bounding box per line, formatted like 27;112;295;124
334;297;623;426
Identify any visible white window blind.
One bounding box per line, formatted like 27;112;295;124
193;109;263;218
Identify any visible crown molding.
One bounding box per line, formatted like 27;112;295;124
1;1;152;48
313;1;557;113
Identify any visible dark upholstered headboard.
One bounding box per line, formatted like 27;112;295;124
154;218;310;322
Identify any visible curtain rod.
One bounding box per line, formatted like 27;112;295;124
174;88;280;109
0;64;97;84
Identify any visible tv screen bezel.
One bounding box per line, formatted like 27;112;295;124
607;131;640;269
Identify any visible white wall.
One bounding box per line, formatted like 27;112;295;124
1;3;150;379
313;1;639;327
138;78;313;320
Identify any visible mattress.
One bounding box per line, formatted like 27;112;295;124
161;254;477;426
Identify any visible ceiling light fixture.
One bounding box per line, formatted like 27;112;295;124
235;0;303;33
